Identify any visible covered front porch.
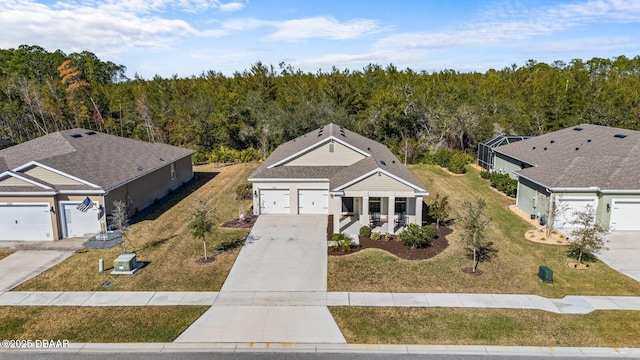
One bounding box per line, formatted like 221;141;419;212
332;192;424;237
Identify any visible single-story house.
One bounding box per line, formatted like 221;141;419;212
0;129;194;241
249;123;428;235
493;124;640;231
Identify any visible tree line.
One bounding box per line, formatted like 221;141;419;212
1;45;639;162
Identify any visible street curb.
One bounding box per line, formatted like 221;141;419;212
1;343;640;357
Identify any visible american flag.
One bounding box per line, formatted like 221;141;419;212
76;197;93;212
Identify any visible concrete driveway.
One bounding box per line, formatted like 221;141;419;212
177;214;346;343
221;214;328;292
0;250;75;291
597;232;640;282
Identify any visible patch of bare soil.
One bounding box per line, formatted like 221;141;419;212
525;228;572;245
194;256;216;265
568;262;591;270
328;226;452;260
461;267;484;276
221;212;257;229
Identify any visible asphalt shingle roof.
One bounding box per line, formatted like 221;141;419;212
494;124;640;190
0;129;194;192
250;123;425;192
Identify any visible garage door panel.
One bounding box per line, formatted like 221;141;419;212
0;204;54;241
259;190;290;214
556;198;597;228
298;189;328;214
61;203;101;238
610;199;640;231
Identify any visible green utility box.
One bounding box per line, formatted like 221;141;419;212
538;265;553;284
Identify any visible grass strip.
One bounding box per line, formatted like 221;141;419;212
330;307;640;347
0;306;208;343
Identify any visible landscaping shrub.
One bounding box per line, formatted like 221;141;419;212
359;225;372;238
398;224;436;249
488;172;517;197
480;169;491;179
371;231;382;241
235;182;253;200
447;151;468;174
432;148;453;168
332;233;352;252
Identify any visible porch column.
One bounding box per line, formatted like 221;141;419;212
360;195;369;226
415;196;423;226
333;196;340;234
388;195;395;234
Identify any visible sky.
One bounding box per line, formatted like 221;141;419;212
1;0;639;79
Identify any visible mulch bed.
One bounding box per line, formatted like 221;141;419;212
328;226;452;260
221;213;258;229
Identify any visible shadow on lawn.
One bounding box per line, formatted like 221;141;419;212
129;171;219;225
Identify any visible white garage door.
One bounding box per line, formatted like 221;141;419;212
0;203;54;241
298;189;328;214
61;203;101;238
556;197;598;228
259;189;290;214
610;199;640;231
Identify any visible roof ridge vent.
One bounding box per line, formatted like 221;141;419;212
85;131;96;135
70;133;83;138
614;134;628;139
573;127;583;131
380;160;386;166
550;140;555;144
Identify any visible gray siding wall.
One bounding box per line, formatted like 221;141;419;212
516;177;549;217
494;153;525;179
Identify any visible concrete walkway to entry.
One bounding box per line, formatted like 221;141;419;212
3;291;640;315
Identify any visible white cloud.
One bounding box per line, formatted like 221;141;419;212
0;0;200;57
268;16;381;41
219;2;245;12
374;0;640;52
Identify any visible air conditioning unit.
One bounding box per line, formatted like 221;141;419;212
112;253;139;274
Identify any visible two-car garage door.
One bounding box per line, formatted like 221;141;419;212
259;189;328;214
0;203;54;241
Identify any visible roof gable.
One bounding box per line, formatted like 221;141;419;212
18;163;93;187
279;138;366;167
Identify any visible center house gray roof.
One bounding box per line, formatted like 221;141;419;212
494;124;640;191
0;129;194;192
250;123;426;193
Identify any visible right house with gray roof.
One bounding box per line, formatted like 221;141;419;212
493;124;640;231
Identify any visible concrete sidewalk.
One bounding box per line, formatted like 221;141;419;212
3;291;640;314
2;342;640;357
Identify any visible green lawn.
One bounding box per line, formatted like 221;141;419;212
330;307;640;347
328;164;640;297
0;306;207;342
15;163;257;292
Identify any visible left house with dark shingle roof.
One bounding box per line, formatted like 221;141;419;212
0;129;194;241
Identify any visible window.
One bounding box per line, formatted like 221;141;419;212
329;143;334;152
170;163;176;180
341;197;354;213
369;197;381;213
395;198;407;213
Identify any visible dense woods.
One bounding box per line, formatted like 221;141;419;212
1;45;639;162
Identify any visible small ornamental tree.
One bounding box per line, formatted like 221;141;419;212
459;198;492;272
190;200;217;261
428;193;449;228
110;200;129;253
569;205;608;264
545;194;569;237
